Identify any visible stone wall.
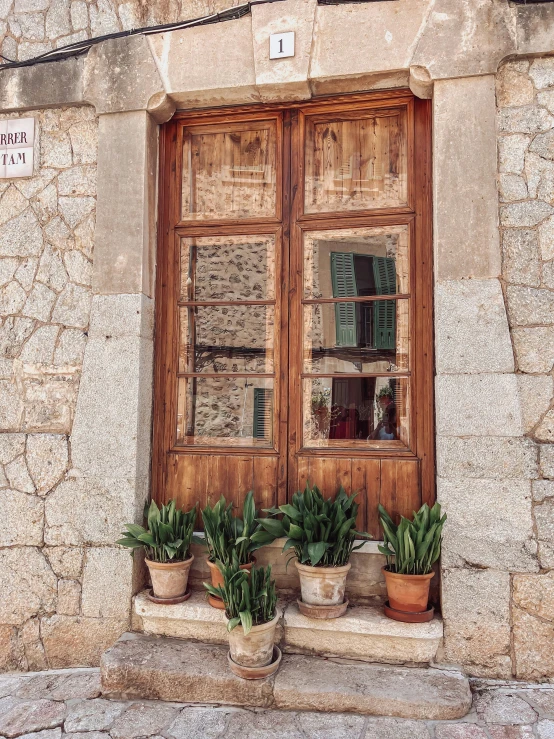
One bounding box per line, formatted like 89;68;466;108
0;105;115;671
435;60;554;683
0;0;242;63
497;57;554;680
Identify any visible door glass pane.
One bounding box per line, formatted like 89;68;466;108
176;377;274;447
180;235;276;302
303;300;409;373
304;226;410;298
179;305;274;373
305;109;408;213
182;122;277;221
303;377;410;449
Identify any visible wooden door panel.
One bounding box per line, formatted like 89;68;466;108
165;452;280;525
380;458;420;521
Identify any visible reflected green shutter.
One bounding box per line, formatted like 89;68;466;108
253;388;273;442
331;252;357;347
373;256;396;350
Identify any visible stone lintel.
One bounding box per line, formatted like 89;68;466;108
0;56;85;112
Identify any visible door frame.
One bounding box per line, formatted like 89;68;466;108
152;90;434;526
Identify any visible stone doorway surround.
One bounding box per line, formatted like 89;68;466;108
0;0;553;678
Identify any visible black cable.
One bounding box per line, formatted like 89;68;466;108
0;0;287;71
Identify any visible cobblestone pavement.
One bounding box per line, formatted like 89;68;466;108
0;669;553;738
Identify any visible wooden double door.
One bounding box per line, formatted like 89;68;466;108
153;91;434;537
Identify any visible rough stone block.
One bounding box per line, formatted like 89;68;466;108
513;574;554;679
501;201;554;229
26;434;68;495
435;280;513;374
496;61;534;108
475;691;538;725
363;717;432;739
0;548;56;626
530;58;554;89
436;375;522;437
516;375;554;436
441;569;511;672
110;703;179;739
41;615;128;668
499;135;530;174
15;672;101;701
101;633;275;707
273;655;471;720
434;77;500;280
514;329;554;374
498;106;554;135
70;335;153;479
56;579;81;616
541;446;554;479
0;490;43;547
64;698;127;733
507;286;554;327
534;499;554;568
437;437;537;480
502;229;540;287
534;481;554;502
283;601;442;664
439;479;537;572
44;476;140;546
536;411;554;443
88;294;154;340
0;699;65;738
82;548;133;619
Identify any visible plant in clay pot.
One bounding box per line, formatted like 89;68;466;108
201;491;269;609
117;499;198;602
205;554;280;679
256;483;371;618
378;502;446;623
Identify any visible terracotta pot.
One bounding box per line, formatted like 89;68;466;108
382;566;434;613
226;612;279;668
295;561;351;607
206;558;255;610
145;555;194;600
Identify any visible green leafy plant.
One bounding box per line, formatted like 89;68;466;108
378;502;447;575
253;482;372;567
201;491;269;566
116;499;198;563
204;553;277;635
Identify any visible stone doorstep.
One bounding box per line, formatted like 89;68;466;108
100;632;471;720
133;590;443;665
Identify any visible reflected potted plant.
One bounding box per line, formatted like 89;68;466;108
256;483;371;618
201;491;270;609
205;553;280;679
378;502;446;623
117;500;198;603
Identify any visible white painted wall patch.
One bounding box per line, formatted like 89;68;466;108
270;32;295;60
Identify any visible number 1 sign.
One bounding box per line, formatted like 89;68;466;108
269;32;295;59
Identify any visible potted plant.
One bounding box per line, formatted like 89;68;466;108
255;483;371;618
205;554;280;679
201;491;269;609
378;502;447;623
117;499;197;603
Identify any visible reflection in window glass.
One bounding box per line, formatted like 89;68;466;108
179;305;275;374
303;377;410;449
176;377;274;447
182;125;277;221
303;226;409;298
303;301;409;374
180;235;276;302
305;110;408;213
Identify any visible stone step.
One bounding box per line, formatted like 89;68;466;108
133;590;443;665
100;632;472;720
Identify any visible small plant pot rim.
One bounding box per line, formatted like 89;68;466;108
224;610;279;635
295;561;352;576
228;645;282;680
145;554;194;570
382;565;435;582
